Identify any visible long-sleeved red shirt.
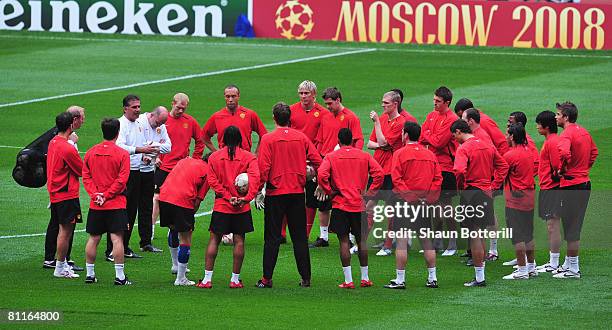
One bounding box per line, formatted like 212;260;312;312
391;143;442;203
46;135;83;203
159;157;210;210
503;145;536;211
453;136;509;193
289;102;328;143
202;106;267;152
207;147;260;214
419;109;458;172
318;146;384;212
315;107;363;156
479;112;509;155
472;126;494;147
558;123;598;187
526;133;540;177
159;113;203;172
369;113;406;175
399;108;418;124
538;133;562;190
82;141;130;210
258;127;322;196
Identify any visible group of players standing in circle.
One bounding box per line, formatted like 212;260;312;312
44;80;597;289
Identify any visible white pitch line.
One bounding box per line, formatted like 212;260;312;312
0;145;22;149
0;210;213;239
0;47;376;109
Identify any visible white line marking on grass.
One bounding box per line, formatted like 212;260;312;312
0;211;213;239
0;48;376;109
0;145;22;149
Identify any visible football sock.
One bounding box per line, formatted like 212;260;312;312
86;263;95;277
178;263;188;280
562;256;569;269
349;233;356;245
168;230;179;248
428;267;437;282
396;269;405;284
569;256;579;273
342;266;352;283
151;224;155;241
488;239;498;254
550;252;560;268
360;266;369;281
475;266;485;283
115;263;125;280
54;260;67;275
527;262;536;273
203;270;213;282
170;247;179;268
518;265;528;275
231;273;240;284
320;226;329;241
178;244;190;264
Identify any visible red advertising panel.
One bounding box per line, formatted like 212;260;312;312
253;0;611;50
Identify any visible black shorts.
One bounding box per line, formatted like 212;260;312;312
86;209;129;235
329;208;364;238
505;207;534;244
209;211;254;235
367;175;394;201
393;201;431;232
538;188;562;220
159;201;195;232
154;168;170;194
440;171;458;201
459;187;494;230
305;179;332;211
50;198;82;225
560;181;591;241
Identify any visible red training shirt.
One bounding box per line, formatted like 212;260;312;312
289;102;328;143
558;123;598;187
525;133;540;177
399;108;418;124
318;146;384;212
503;145;536;211
472;126;494;147
207;146;260;214
82;141;130;210
391;143;442;204
315;107;363;156
453;136;509;193
159;157;210;210
419;109;458;172
369;113;406;175
47;135;83;203
538;133;562;190
258;127;322;196
202;106;267;152
159;113;204;172
479;112;509;155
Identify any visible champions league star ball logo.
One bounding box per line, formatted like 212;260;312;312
275;0;314;40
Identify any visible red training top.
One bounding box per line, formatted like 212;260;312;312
315;107;364;156
159;157;210;210
525;133;540;177
289;102;328;143
82;141;130;210
159;113;203;172
419;109;458;172
47;135;83;203
558;123;598;187
503;145;536;211
258;127;322;196
479;111;509;155
207;146;260;214
369;113;406;175
399;108;418;124
453;136;509;193
472;126;494;147
538;133;562;190
391;143;442;204
318;146;384;212
202;106;267;152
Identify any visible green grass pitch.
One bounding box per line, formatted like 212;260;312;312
0;30;611;328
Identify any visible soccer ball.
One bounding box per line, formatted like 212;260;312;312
222;233;234;245
235;173;249;196
274;0;315;40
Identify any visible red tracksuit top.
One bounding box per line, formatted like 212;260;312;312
539;133;562;190
399;108;418;124
82;141;130;210
289;102;328;143
47;135;83;203
419;109;458;172
525;133;540;177
258;127;322;196
315;107;364;156
159;157;210;210
453;136;509;193
207;147;260;214
318;146;384;212
159;113;204;172
504;145;536;211
558;123;598;187
202;106;268;152
369;113;406;175
479;112;509;155
391;143;442;204
472;126;494;147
